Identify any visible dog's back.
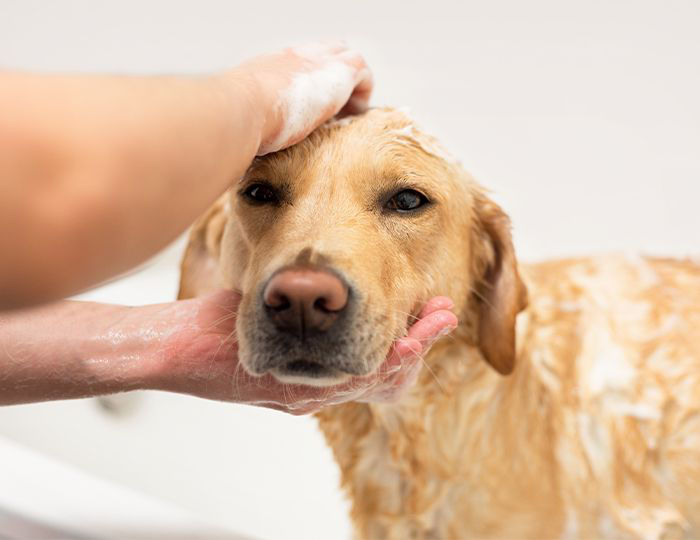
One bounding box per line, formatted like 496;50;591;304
317;254;700;539
522;255;700;537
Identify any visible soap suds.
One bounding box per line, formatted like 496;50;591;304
260;61;361;155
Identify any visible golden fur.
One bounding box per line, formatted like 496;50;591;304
179;109;700;538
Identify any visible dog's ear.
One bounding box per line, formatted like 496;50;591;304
470;192;528;375
177;194;229;300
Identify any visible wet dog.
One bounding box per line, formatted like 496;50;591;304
179;108;700;539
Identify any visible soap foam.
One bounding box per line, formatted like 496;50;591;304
260;60;357;155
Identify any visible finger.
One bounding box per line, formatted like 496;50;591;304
358;357;421;403
384;354;421;384
381;299;456;369
335;50;373;115
406;309;458;345
257;400;320;416
417;296;455;319
340;70;373;115
387;336;422;367
389;357;423;389
339;72;373;115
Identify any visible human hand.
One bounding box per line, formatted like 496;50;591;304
230;41;373;156
158;291;457;414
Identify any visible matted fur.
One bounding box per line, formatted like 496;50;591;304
179;109;700;538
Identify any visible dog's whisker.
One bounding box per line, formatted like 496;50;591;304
203;327;239;393
202;311;239;333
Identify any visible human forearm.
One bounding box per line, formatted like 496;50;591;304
0;299;174;404
0;71;263;307
0;291;457;411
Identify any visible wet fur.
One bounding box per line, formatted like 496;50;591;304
179;109;700;538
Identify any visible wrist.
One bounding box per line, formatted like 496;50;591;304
103;302;196;394
64;298;231;399
210;68;270;158
74;303;165;395
63;301;189;397
132;297;217;396
145;291;243;401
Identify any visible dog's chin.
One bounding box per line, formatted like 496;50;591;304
239;354;358;387
268;357;365;387
269;368;353;387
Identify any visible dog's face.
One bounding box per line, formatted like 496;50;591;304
180;109;527;386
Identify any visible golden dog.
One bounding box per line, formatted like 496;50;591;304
179;109;700;539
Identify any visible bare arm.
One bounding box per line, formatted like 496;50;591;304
0;292;457;410
0;72;259;308
0;43;372;308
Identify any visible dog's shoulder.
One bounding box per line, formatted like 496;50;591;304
515;254;700;536
519;253;700;410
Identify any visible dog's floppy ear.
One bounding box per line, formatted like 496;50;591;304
177;194;229;300
470;192;528;375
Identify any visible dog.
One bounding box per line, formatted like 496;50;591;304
178;108;700;539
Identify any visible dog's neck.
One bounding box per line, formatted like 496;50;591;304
315;317;564;538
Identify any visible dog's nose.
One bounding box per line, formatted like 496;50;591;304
263;268;348;336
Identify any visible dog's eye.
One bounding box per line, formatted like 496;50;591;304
242;182;279;205
385;189;429;212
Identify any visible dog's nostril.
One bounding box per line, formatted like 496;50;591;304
268;293;291;311
313;296;335;313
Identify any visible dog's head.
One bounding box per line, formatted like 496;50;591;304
179;109;527;385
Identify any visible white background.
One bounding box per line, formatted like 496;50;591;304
0;1;698;539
